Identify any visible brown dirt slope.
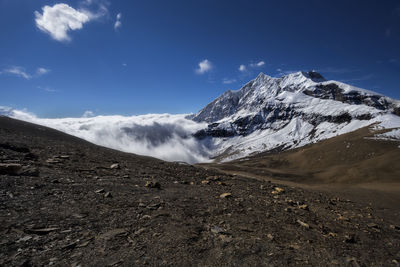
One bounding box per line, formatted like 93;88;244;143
1;116;400;266
208;126;400;184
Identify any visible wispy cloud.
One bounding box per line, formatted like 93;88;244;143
1;66;51;79
222;78;236;84
1;66;31;79
114;13;122;30
37;67;50;76
250;61;265;68
82;110;95;117
196;59;213;74
239;60;265;73
37;86;58;93
79;0;109;20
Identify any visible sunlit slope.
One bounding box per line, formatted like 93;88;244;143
211;126;400;184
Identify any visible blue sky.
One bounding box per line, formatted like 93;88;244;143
1;0;399;118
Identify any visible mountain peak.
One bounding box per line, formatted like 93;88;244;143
254;72;272;82
301;71;326;82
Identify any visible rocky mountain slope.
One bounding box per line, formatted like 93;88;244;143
1;116;400;266
192;71;400;161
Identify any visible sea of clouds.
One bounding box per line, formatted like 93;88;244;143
0;106;213;163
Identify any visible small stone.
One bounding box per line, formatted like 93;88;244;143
206;176;220;181
0;163;22;175
328;232;337;237
62;242;77;250
344;234;357;244
220;193;232;198
145;181;161;189
134;228;146;236
219;234;232;243
338;215;349;221
77;240;91;248
20;166;39;177
267;234;274;240
201;180;210;185
110;163;120;169
298;204;309;210
271;187;284;194
367;223;379;229
104;192;112;198
98;229;127;240
346;257;359;266
390;225;400;231
211;225;226;234
26;227;59;235
16;236;32;243
296;219;310;229
95;189;105;194
46;158;61;164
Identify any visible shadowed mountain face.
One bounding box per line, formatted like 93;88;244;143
191;71;400;161
1;116;400;266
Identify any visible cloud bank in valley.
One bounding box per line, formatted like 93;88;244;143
0;107;212;163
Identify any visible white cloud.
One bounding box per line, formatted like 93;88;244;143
35;3;90;42
1;66;31;79
239;61;265;72
196;59;213;74
114;21;122;30
1;66;51;79
82;110;95;117
37;86;58;92
114;12;122;30
223;78;236;84
250;61;265;68
36;67;50;76
122;63;127;67
1;108;212;163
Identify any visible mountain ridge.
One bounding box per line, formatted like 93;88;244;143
192;71;400;161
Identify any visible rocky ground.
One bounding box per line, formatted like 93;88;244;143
1;116;400;266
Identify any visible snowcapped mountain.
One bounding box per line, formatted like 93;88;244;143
191;71;400;161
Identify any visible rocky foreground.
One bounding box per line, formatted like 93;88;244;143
0;116;399;266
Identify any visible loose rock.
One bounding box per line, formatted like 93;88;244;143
145;181;161;189
0;163;22;175
220;192;232;198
